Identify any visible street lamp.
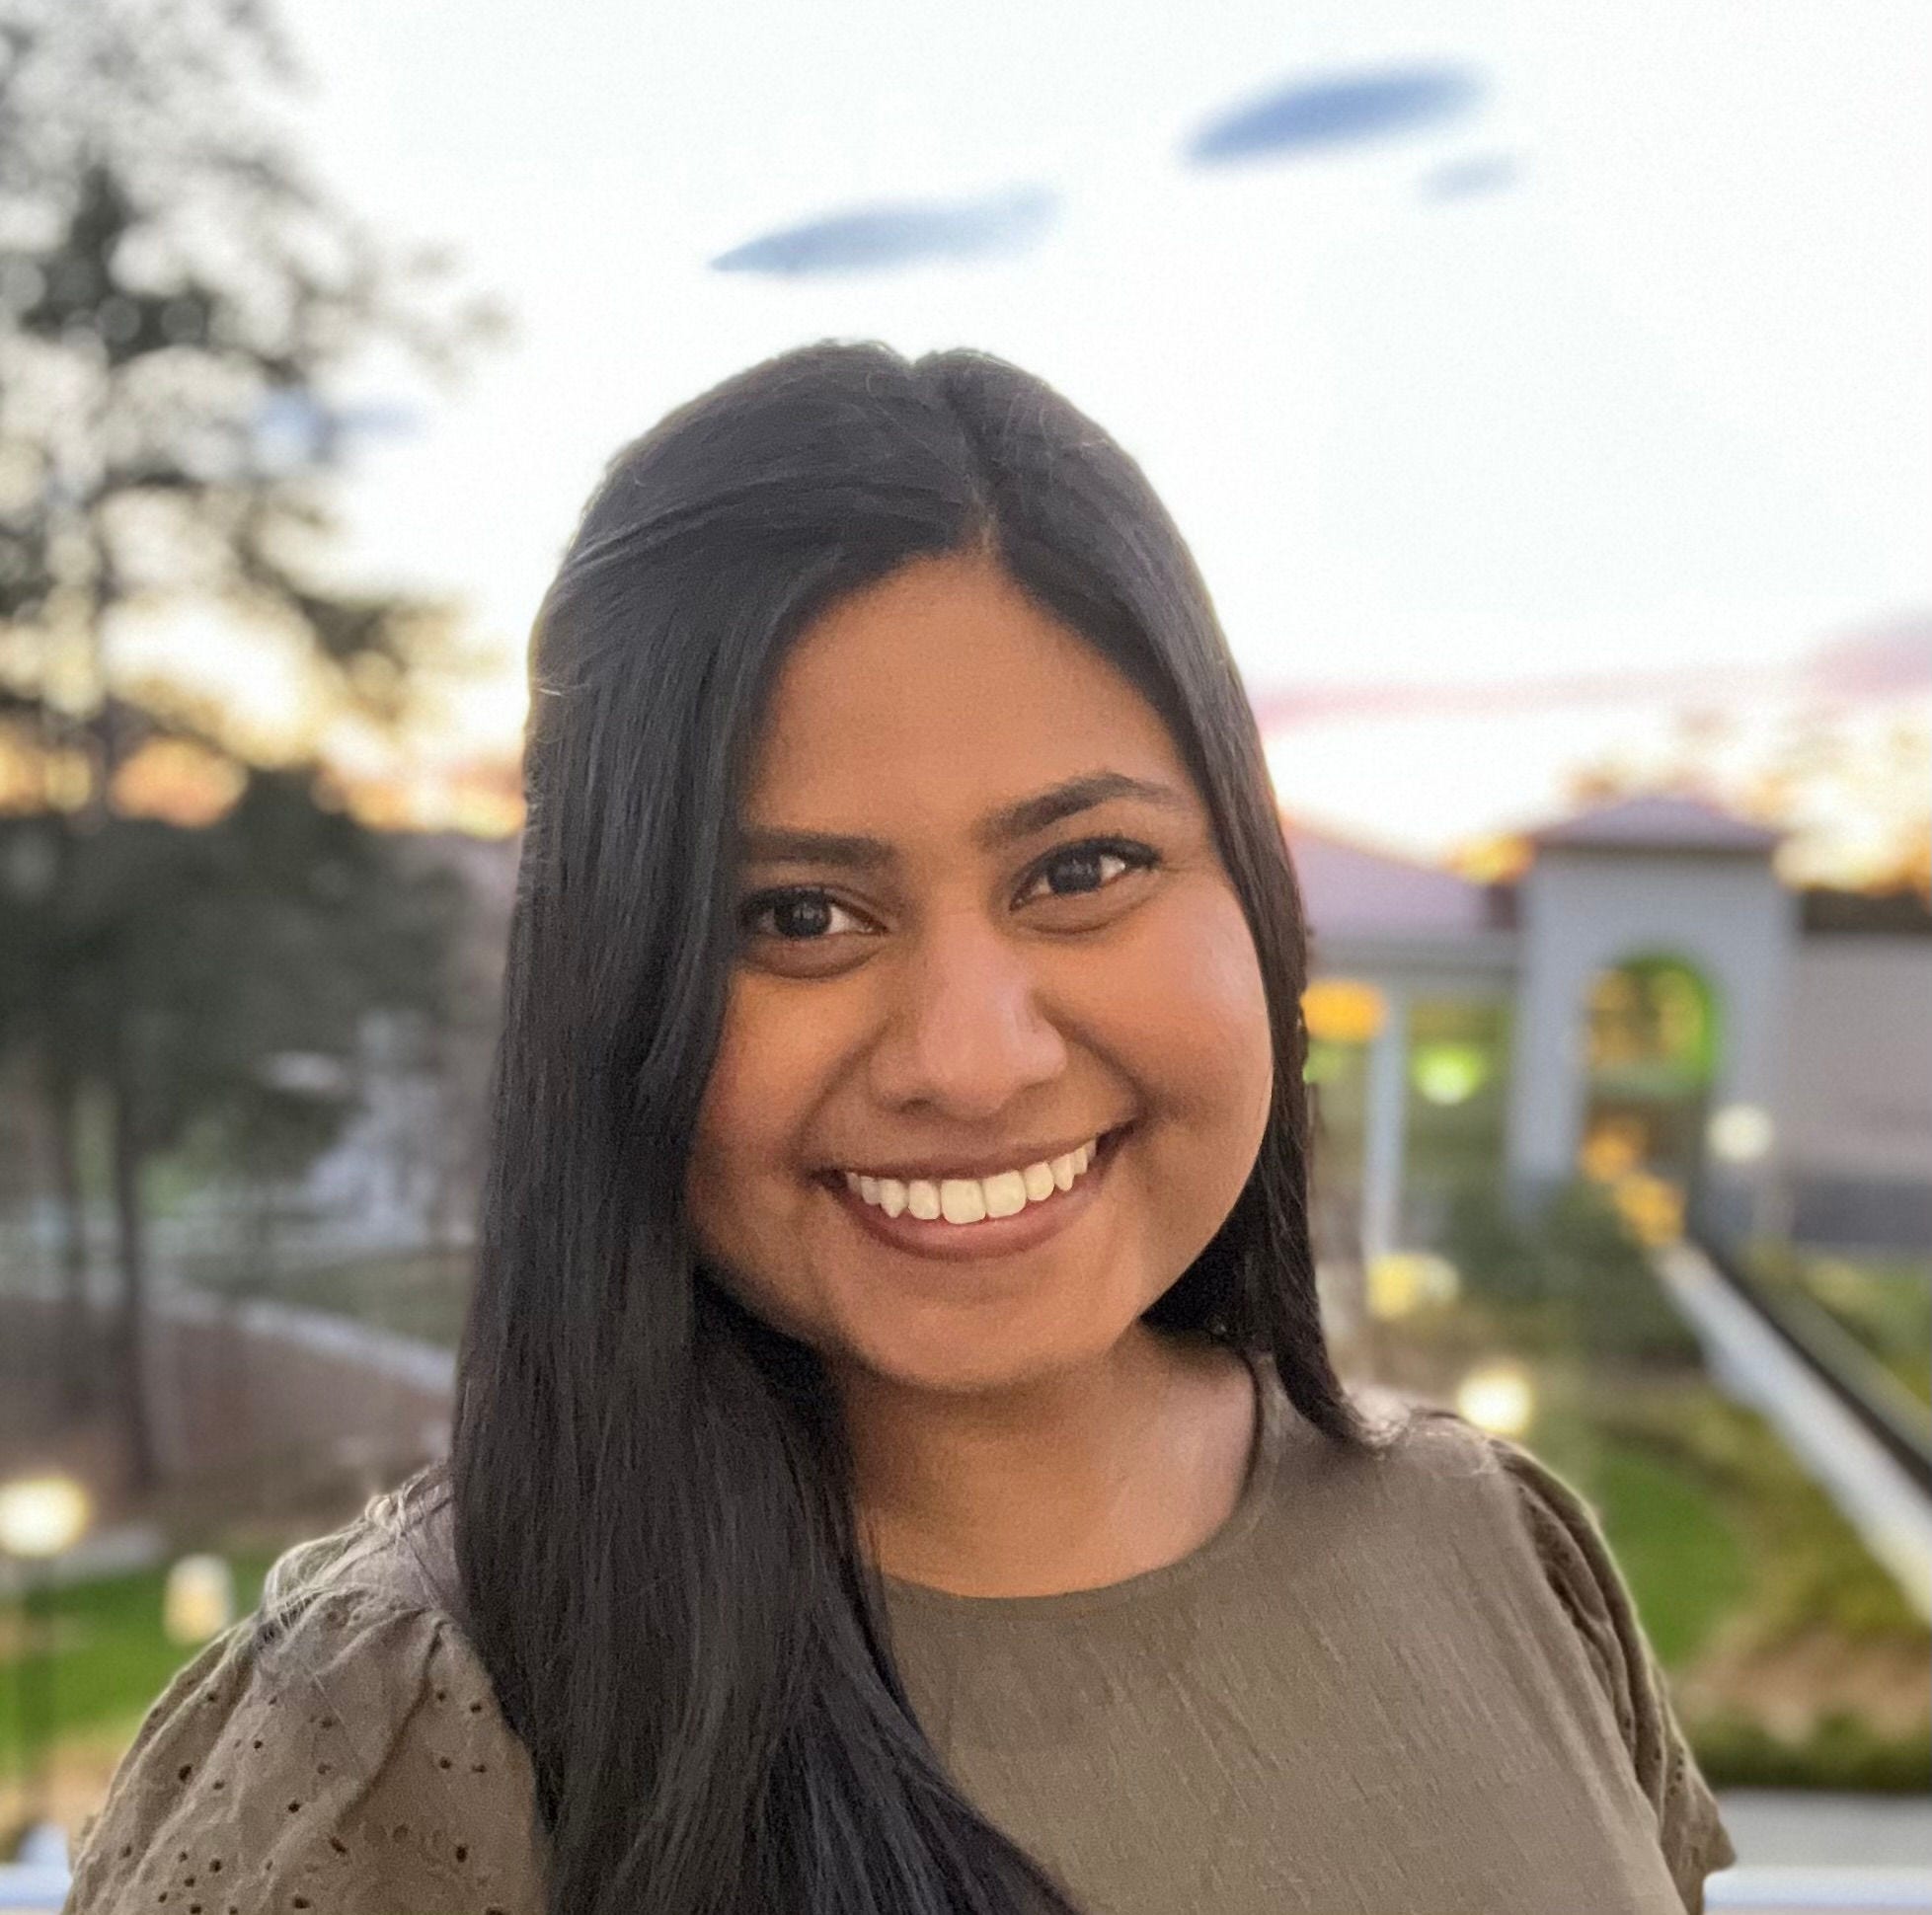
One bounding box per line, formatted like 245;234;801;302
0;1473;93;1828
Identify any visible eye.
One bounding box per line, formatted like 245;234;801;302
737;888;873;944
736;836;1161;958
1016;837;1161;906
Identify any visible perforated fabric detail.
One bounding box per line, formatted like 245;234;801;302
63;1587;545;1915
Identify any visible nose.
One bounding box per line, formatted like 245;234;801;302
865;907;1068;1121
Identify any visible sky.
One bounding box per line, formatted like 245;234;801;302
249;0;1929;865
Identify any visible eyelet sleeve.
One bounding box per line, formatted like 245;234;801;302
1492;1436;1738;1914
64;1589;546;1915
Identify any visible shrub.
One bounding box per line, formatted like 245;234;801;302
1690;1710;1932;1794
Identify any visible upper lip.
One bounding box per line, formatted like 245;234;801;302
829;1125;1122;1184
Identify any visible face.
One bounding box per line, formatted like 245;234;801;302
684;551;1274;1400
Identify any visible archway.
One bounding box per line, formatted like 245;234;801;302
1579;954;1723;1235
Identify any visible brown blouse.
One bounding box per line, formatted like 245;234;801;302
65;1364;1733;1914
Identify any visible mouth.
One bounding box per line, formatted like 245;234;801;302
818;1124;1133;1264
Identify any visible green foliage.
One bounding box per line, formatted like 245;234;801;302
1581;1443;1752;1668
1441;1180;1547;1307
0;1556;270;1767
1544;1184;1704;1365
0;0;499;1472
1408;1187;1930;1791
1439;1178;1703;1364
1749;1243;1932;1411
1583;1379;1928;1647
2;778;462;1164
0;0;500;708
1690;1711;1932;1795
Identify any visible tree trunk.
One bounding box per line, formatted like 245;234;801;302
47;1061;95;1419
108;1034;159;1494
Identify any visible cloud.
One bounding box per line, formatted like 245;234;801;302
1422;152;1521;201
710;187;1057;276
1186;62;1484;167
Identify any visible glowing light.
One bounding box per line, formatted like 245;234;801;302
1302;977;1387;1045
164;1555;236;1646
1579;1117;1646;1184
1411;1041;1491;1106
1707;1103;1775;1164
1611;1172;1685;1247
0;1475;92;1559
1367;1252;1463;1319
1455;1363;1535;1437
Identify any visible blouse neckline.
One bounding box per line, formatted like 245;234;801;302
879;1344;1289;1621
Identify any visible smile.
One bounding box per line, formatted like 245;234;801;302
821;1127;1130;1261
841;1136;1100;1224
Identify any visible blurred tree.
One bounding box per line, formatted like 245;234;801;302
0;0;500;1489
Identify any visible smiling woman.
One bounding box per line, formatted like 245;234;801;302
66;342;1733;1915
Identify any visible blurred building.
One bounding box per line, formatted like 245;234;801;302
1294;794;1932;1258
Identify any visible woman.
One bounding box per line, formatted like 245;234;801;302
66;342;1734;1915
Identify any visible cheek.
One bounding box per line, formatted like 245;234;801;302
685;981;821;1281
1108;887;1274;1147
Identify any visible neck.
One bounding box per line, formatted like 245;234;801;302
835;1328;1258;1598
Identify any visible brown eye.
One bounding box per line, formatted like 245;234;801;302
739;889;868;943
1017;838;1160;906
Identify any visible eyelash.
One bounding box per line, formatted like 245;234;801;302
737;837;1162;945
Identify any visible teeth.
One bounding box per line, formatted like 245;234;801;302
842;1135;1106;1225
939;1179;987;1224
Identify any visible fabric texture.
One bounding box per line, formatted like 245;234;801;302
65;1354;1734;1915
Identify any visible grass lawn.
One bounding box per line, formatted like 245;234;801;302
1579;1441;1753;1668
1;1557;271;1772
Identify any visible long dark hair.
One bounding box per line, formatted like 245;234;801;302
450;341;1368;1915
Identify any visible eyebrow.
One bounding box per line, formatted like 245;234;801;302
736;770;1192;871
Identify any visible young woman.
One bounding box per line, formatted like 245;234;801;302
67;342;1734;1915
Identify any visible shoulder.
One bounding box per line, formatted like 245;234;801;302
1329;1400;1736;1909
1340;1402;1661;1716
1316;1393;1638;1584
66;1482;546;1915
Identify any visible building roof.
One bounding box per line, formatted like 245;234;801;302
1527;793;1783;855
1285;820;1501;939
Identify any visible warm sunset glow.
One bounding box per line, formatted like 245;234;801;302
110;739;248;826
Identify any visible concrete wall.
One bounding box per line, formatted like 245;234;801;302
1783;935;1932;1248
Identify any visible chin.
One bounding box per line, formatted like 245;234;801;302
834;1305;1135;1402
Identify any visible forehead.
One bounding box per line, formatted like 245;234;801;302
742;553;1192;829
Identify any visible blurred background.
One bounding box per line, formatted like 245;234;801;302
1;0;1926;1905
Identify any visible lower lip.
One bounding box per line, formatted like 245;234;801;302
821;1127;1129;1264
